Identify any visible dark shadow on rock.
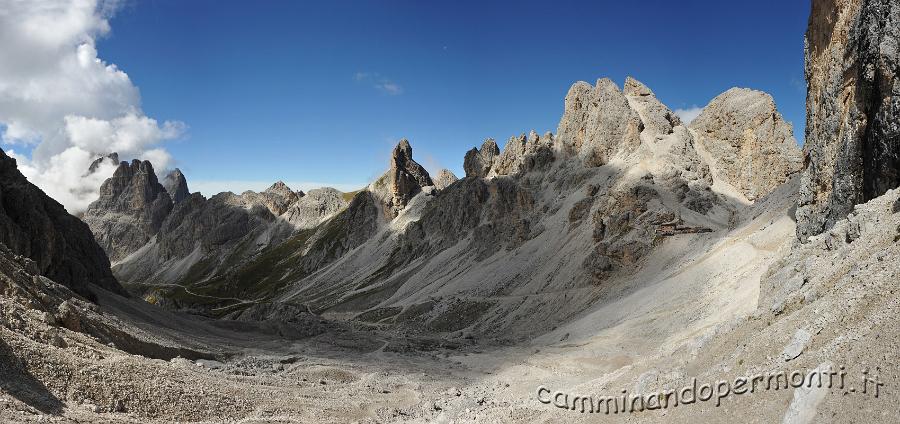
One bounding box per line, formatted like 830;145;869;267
0;338;65;415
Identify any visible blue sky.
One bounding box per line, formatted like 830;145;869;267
97;0;811;193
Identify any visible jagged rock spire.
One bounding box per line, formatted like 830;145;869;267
389;138;433;211
370;138;433;216
163;168;190;204
464;138;500;178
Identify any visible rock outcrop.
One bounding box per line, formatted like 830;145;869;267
433;169;458;190
557;78;644;166
690;88;803;200
0;148;124;300
491;131;555;176
797;0;900;241
371;139;433;215
82;160;173;262
162;169;190;204
283;187;348;229
623;77;682;135
463;139;500;178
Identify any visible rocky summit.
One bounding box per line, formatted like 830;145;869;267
433;169;459;190
82;159;173;262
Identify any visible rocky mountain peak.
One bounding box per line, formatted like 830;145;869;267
463;138;500;178
238;181;301;216
690;87;802;201
622;76;654;97
163;168;190;204
557;78;643;166
266;180;291;194
87;152;120;175
262;181;301;215
82;159;174;262
433;169;459;190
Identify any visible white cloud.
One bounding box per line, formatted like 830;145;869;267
0;0;184;213
674;106;703;125
375;81;403;95
190;180;367;197
354;71;403;95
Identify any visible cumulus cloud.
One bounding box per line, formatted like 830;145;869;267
0;0;184;213
354;72;403;95
674;106;704;125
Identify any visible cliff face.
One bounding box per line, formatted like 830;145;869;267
0;148;124;300
797;0;900;241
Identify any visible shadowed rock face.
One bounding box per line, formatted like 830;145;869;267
390;139;433;210
797;0;900;241
0;148;125;300
463;139;500;178
162;169;190;204
690;88;803;201
82;160;173;262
